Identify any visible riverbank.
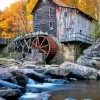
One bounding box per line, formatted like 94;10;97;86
0;58;100;100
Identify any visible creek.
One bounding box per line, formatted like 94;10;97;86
19;79;100;100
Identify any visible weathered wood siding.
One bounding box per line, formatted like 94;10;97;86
75;11;92;37
56;7;76;40
33;1;57;36
56;7;93;43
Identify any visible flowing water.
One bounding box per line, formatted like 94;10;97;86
20;79;100;100
50;80;100;100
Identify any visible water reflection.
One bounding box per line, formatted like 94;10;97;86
23;80;100;100
50;80;100;100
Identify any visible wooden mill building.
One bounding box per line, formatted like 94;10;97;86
31;0;94;63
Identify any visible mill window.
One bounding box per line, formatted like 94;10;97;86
64;12;68;17
49;22;53;30
49;8;53;16
34;25;39;31
35;12;39;19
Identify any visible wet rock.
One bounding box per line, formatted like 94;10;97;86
22;61;38;66
0;68;17;84
19;93;51;100
0;80;26;94
77;38;100;69
77;56;100;69
41;93;51;100
22;69;45;82
92;57;100;67
0;97;6;100
68;78;77;82
7;66;20;72
77;56;93;67
11;70;29;87
45;64;59;68
45;67;70;77
59;62;98;80
44;79;68;84
21;64;46;74
0;87;21;99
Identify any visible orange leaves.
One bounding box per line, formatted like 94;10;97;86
0;0;28;39
26;0;37;14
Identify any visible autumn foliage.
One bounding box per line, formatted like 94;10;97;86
0;0;35;39
0;0;98;39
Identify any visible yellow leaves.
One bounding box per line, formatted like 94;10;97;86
26;14;32;21
26;0;38;14
0;0;28;39
0;20;9;31
1;32;15;39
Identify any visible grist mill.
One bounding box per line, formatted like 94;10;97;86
12;0;95;64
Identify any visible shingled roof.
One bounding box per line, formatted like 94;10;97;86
31;0;71;13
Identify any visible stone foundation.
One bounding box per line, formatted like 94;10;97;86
51;42;82;64
63;43;81;62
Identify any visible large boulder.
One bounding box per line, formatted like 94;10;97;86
22;69;46;82
46;62;98;80
21;63;46;73
0;80;26;94
45;67;70;77
7;66;20;72
59;62;98;80
0;68;17;84
11;70;29;87
77;38;100;69
0;97;5;100
0;87;21;99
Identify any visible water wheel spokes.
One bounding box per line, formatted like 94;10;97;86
32;35;57;62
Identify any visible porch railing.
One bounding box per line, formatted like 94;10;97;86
59;33;95;44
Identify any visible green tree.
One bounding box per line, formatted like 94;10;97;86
91;21;100;39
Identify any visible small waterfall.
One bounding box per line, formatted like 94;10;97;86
28;78;36;84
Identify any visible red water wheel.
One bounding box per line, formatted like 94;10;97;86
32;35;57;63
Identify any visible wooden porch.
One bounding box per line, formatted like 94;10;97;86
59;33;95;44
